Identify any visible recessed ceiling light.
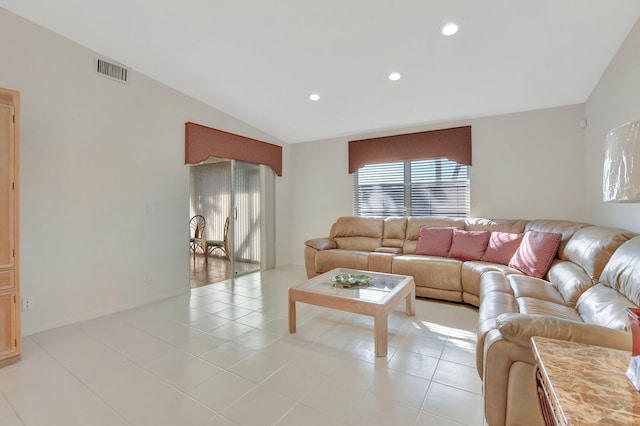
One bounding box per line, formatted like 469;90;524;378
388;72;402;81
309;93;320;101
442;23;458;36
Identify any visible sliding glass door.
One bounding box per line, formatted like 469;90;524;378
190;159;274;282
231;161;261;276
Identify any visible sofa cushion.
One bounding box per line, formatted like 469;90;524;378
368;252;395;273
481;232;523;265
576;284;636;331
464;217;528;233
562;226;637;281
516;297;583;321
509;231;561;278
382;217;407;249
448;229;491;261
600;236;640;305
392;254;462;292
547;260;595;307
374;247;402;254
461;261;521;306
508;275;566;305
415;226;454;257
332;216;383;251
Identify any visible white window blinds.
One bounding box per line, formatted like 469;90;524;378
353;159;469;217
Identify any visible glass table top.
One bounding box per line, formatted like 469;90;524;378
292;268;411;303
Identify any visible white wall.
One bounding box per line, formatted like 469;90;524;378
289;104;587;264
0;8;290;335
470;105;586;220
585;17;640;233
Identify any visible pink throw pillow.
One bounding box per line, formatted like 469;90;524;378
448;229;491;261
415;226;454;257
508;231;562;278
481;232;524;265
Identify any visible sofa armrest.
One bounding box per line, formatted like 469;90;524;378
497;313;631;351
304;238;337;251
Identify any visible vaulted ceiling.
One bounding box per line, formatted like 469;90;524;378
2;1;639;143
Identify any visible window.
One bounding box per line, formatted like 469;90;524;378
353;159;469;217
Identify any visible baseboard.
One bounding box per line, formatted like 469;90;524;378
22;287;190;336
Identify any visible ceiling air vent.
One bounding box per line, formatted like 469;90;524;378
95;57;129;84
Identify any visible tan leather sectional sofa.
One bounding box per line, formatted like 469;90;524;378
304;216;640;426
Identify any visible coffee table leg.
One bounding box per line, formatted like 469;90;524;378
374;314;388;357
406;285;415;316
289;298;297;333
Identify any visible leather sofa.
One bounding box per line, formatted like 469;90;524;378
304;216;639;426
305;216;529;306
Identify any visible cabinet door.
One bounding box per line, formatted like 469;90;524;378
0;270;14;291
0;291;17;359
0;103;14;270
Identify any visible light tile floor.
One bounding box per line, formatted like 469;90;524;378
0;265;484;426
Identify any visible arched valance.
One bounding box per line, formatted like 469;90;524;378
348;125;471;174
185;122;283;176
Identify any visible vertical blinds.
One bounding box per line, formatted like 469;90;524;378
353;159;469;217
189;162;231;242
189;161;262;264
233;161;261;264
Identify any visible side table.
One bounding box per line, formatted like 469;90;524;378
531;336;640;425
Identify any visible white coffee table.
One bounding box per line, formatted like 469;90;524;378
288;268;415;357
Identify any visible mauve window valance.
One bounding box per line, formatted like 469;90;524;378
185;122;283;176
348;125;472;174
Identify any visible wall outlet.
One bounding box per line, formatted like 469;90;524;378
147;273;153;285
22;297;32;312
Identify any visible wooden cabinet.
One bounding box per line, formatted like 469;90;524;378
0;87;19;367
